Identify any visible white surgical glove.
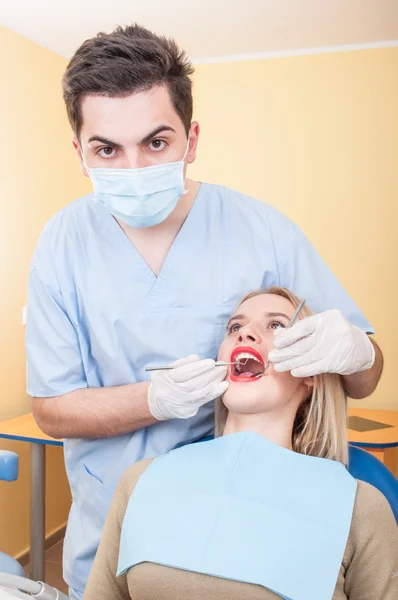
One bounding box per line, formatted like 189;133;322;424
268;309;375;378
148;354;228;421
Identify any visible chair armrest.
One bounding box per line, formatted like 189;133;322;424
0;450;19;482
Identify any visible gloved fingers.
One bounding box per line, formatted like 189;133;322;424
207;381;229;402
162;364;227;398
183;367;228;390
197;380;229;404
273;315;317;349
156;390;200;412
268;336;315;363
207;380;229;399
148;357;228;421
171;354;200;368
290;359;328;378
213;381;229;398
172;358;216;383
177;366;228;393
273;350;318;373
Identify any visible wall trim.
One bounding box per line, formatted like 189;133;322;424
16;523;67;568
192;39;398;65
2;23;398;63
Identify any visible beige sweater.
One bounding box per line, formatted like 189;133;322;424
84;458;398;600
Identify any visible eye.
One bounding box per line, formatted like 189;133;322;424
269;320;286;330
97;146;116;158
148;139;168;152
228;323;242;334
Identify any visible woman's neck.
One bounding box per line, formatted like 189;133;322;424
223;409;296;450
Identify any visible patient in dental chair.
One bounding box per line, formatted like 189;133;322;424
84;287;398;600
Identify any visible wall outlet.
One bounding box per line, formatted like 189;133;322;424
22;305;27;326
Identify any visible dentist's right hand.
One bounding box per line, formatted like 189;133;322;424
148;354;228;421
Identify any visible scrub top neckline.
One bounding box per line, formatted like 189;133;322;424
94;182;206;284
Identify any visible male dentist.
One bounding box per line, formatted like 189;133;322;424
26;24;382;599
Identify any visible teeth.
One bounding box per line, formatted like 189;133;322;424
233;352;264;373
234;352;263;365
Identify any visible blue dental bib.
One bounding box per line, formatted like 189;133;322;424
118;432;356;600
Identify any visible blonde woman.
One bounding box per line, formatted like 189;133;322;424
83;288;397;600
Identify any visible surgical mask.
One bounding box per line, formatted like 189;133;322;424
84;139;190;228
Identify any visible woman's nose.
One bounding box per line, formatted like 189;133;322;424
238;325;260;344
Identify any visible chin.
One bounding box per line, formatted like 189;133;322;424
222;389;276;415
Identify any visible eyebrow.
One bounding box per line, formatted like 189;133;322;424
87;135;121;146
139;125;176;145
266;312;290;320
226;311;290;329
87;125;176;149
226;314;246;329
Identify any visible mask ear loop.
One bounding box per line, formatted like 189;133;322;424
180;135;191;195
182;135;191;162
83;159;90;176
81;147;91;176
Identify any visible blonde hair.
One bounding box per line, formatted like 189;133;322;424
215;287;348;465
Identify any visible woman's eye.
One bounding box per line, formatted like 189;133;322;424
98;146;116;158
269;320;286;330
149;139;167;152
228;323;242;334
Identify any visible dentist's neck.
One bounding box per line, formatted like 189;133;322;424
223;409;297;450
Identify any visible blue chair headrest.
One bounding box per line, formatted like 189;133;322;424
348;444;398;524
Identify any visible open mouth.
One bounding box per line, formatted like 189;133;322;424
230;346;265;382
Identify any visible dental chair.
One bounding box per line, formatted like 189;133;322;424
0;450;68;599
1;444;396;598
348;444;398;524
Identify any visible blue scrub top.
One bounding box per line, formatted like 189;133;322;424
26;182;373;596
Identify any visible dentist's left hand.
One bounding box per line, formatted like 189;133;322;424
148;354;228;421
268;309;375;378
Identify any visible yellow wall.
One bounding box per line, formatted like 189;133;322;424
190;47;398;411
0;27;90;557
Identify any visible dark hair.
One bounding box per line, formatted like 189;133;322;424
62;24;194;138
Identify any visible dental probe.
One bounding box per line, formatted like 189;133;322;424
260;299;307;376
145;360;240;372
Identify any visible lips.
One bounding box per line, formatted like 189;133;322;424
229;346;266;383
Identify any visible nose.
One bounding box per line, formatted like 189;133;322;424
238;324;260;344
124;151;143;170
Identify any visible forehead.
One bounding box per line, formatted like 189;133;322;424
236;293;295;318
79;85;184;142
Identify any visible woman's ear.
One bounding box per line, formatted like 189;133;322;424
303;376;315;389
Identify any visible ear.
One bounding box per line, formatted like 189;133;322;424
72;136;89;177
303;376;315;390
186;121;200;165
